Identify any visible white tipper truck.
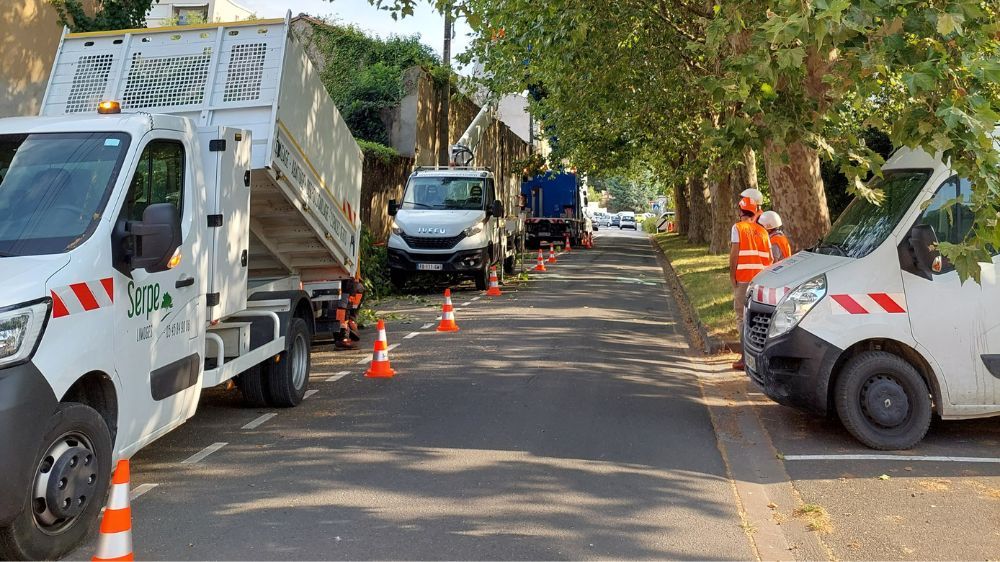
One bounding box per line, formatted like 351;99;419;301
386;103;523;290
0;15;362;558
743;145;1000;450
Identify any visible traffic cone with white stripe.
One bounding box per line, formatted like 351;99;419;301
547;243;558;264
564;234;572;253
364;319;395;378
533;248;547;272
436;288;460;332
485;265;502;297
92;460;133;562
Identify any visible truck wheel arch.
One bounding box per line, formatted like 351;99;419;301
827;339;942;416
60;371;118;443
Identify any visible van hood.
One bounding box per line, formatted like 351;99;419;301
749;251;850;305
394;210;486;237
0;254;71;308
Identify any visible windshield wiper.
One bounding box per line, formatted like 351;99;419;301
404;202;436;209
812;241;848;257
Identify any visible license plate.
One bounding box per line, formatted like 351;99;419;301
745;353;757;372
416;263;442;271
538;231;551;237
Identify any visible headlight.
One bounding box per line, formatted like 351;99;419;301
464;224;483;237
768;275;827;338
390;221;403;236
0;300;50;368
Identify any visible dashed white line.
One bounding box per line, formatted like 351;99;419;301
130;483;158;501
421;323;433;330
303;389;318;400
404;332;420;339
471;296;481;301
460;301;471;307
324;370;350;382
241;413;277;430
181;442;227;465
783;454;1000;464
357;343;400;363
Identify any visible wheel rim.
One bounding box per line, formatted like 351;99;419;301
32;431;99;535
291;332;309;390
860;373;911;429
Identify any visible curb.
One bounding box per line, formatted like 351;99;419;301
648;234;734;355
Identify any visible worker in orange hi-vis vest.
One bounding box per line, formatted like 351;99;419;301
758;210;792;262
730;196;772;371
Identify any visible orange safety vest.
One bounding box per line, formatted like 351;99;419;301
734;220;772;283
771;231;792;262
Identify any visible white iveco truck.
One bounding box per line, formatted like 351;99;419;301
744;145;1000;450
386;104;523;290
0;16;361;558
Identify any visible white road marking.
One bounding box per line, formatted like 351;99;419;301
783;454;1000;464
241;413;277;430
181;442;227;465
324;370;350;382
303;389;318;400
130;483;158;501
471;296;481;301
404;332;420;339
460;301;471;307
358;344;399;364
421;323;433;330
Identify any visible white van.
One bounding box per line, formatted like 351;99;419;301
744;147;999;450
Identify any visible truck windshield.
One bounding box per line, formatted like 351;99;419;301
0;132;129;257
813;170;930;258
401;177;485;210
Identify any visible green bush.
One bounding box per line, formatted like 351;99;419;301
643;218;658;234
360;226;393;301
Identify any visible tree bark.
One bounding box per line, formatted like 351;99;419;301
763;140;830;251
707;167;734;254
686;173;711;245
674;180;689;236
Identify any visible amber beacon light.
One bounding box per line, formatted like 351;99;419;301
97;100;121;114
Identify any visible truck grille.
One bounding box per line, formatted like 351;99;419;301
745;310;772;352
402;233;465;249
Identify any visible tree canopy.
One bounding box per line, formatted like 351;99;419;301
50;0;156;32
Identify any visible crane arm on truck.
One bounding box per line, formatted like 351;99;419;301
450;101;497;167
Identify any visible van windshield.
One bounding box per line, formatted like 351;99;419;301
0;132;130;257
813;170;930;258
401;177;485;210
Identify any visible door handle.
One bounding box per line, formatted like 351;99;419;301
175;276;195;288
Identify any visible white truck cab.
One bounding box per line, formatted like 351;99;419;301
745;146;1000;450
387;167;510;290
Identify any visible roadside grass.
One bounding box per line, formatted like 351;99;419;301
652;232;738;342
794;503;833;533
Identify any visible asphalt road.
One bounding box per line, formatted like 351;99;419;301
69;227;754;560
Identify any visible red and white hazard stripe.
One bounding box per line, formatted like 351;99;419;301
830;293;906;315
50;278;114;318
753;285;791;306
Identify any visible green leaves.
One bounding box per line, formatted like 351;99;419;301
936;12;965;36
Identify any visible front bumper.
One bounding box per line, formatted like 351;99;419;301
743;301;842;415
388;247;488;273
0;361;58;524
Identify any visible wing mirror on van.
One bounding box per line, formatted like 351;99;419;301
128;203;182;273
490;200;504;217
909;224;942;275
388;200;398;217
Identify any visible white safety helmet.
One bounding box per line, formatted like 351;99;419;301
741;188;764;205
758;210;782;230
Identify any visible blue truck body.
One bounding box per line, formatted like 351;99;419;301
521;172;583;247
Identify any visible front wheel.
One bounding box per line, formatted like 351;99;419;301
0;403;112;561
474;263;489;290
266;317;312;407
834;351;932;450
503;254;516;275
389;269;408;290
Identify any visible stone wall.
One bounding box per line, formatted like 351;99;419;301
361;153;414;243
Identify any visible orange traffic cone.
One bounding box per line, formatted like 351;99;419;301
93;460;133;561
547;243;558;264
564;235;572;253
485;265;502;296
533;248;547;272
365;319;396;378
437;288;460;331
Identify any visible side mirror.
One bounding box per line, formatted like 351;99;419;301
128;203;181;273
909;224;941;275
388;200;398;217
490;200;504;217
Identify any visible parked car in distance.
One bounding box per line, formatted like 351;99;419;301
610;214;621;228
619;212;637;230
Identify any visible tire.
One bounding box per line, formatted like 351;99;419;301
503;254;515;275
235;364;269;407
834;351;933;450
0;403;112;561
474;263;489;290
389;269;408;290
266;317;311;408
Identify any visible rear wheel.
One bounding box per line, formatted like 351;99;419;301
834;351;932;450
236;364;269;407
503;254;515;276
0;403;112;561
267;317;312;407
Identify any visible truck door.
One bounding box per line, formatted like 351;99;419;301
113;135;205;444
901;176;1000;409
